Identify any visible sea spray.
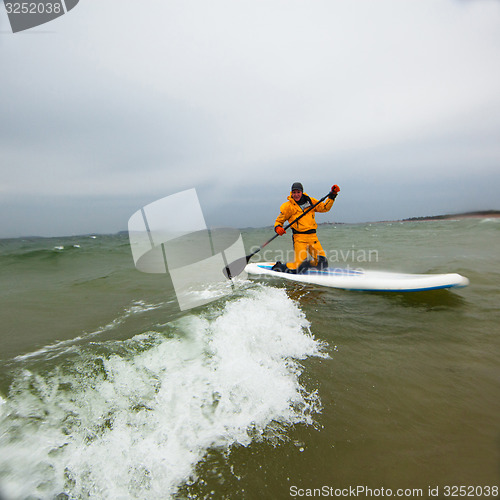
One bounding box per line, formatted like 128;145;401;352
0;286;328;499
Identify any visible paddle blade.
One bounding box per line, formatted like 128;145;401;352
223;255;250;279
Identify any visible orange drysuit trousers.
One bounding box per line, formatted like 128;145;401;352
287;233;326;270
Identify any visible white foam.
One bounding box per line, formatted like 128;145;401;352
0;286;328;499
181;277;252;305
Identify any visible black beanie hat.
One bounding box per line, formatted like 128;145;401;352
291;182;303;192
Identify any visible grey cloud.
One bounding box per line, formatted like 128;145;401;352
1;0;499;237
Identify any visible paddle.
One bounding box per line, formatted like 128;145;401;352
223;190;336;279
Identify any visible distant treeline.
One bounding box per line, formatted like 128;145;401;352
403;210;500;221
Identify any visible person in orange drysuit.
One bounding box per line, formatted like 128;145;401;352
272;182;340;273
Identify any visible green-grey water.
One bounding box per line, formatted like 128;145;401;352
0;219;499;499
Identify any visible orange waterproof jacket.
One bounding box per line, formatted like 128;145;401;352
274;192;334;234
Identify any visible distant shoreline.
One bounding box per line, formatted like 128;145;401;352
399;210;500;222
320;210;500;226
3;210;500;239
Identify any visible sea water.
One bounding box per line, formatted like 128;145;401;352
0;219;499;499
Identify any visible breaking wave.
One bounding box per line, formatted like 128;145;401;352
0;286;328;499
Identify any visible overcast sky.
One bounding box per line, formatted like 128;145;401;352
1;0;500;237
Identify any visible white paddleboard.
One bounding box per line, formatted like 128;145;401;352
245;262;469;292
